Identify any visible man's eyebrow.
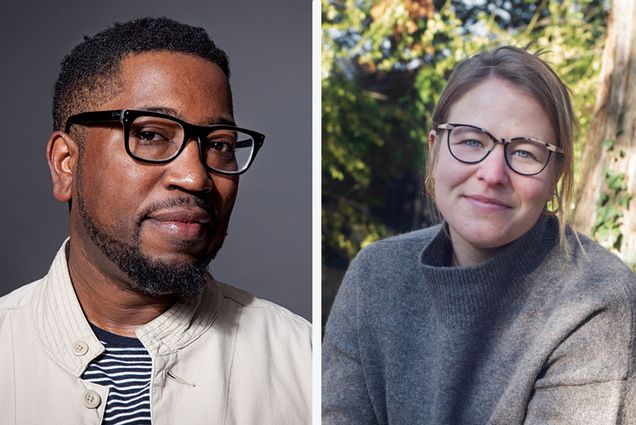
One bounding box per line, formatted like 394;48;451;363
209;116;237;126
139;106;236;126
141;106;180;117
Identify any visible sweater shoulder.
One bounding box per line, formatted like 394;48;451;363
568;232;636;286
558;231;636;308
342;225;442;292
355;225;441;262
376;225;441;245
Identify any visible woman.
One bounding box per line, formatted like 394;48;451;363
322;46;636;424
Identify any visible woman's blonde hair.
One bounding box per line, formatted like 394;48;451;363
425;46;575;252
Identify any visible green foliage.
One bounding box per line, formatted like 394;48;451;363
322;0;608;265
592;141;633;252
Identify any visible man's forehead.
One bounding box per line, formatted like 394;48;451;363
118;51;230;86
98;51;234;121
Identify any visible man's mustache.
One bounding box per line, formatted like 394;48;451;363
137;196;219;226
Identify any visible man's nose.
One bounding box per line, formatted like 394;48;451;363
475;143;510;186
163;138;214;193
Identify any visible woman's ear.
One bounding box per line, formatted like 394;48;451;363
546;158;564;203
428;129;437;151
428;130;438;173
47;131;80;202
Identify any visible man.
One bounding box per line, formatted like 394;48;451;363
0;17;310;424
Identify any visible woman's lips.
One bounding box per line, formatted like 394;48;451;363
463;195;512;212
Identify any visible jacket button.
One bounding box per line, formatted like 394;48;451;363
72;341;89;356
82;390;101;409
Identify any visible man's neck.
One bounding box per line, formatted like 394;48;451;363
67;242;176;338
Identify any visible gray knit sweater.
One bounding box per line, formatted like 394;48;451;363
323;215;636;424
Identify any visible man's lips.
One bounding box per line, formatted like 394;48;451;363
463;194;513;211
146;208;211;224
144;208;214;240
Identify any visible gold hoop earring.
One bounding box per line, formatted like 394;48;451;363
545;190;560;214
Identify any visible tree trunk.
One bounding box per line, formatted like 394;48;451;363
574;0;636;265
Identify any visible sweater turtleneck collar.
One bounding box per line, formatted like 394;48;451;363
419;214;558;325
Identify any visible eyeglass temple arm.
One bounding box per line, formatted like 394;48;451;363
64;110;123;133
236;140;253;149
523;137;563;154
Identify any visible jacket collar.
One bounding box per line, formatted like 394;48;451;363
32;239;223;377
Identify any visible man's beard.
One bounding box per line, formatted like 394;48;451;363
75;177;220;301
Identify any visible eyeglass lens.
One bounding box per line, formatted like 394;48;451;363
128;115;255;173
448;125;550;175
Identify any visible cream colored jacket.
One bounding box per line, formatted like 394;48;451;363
0;242;311;424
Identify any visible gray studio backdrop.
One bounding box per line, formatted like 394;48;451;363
0;0;311;320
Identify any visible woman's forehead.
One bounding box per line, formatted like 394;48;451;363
445;79;556;143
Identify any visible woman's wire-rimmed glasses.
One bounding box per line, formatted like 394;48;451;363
65;109;265;175
436;123;563;176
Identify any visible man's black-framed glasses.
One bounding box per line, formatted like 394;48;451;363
436;123;563;176
65;109;265;175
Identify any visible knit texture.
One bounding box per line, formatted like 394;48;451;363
322;215;636;424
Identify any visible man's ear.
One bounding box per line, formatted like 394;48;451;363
47;131;80;202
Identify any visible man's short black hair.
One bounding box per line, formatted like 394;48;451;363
53;17;231;131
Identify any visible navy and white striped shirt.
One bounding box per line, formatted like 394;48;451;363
82;325;152;425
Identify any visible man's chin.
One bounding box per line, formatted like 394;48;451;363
123;255;210;302
85;223;213;301
130;236;227;301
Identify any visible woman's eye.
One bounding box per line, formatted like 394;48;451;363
511;149;537;161
462;139;483;148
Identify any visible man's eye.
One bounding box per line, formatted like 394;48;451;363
136;131;167;141
130;126;173;143
208;141;235;153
